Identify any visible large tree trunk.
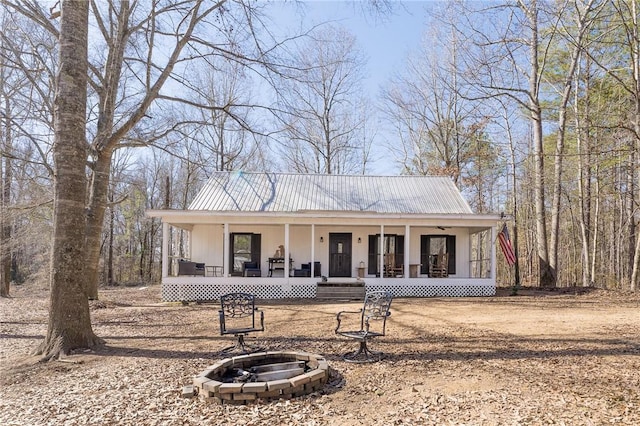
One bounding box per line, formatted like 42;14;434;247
35;0;102;360
525;0;554;287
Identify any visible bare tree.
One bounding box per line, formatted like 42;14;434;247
4;0;280;298
275;25;369;174
382;16;497;188
0;5;58;294
612;0;640;291
450;0;558;286
546;0;604;289
186;60;262;174
0;21;12;297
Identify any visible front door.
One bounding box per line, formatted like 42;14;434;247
329;233;352;277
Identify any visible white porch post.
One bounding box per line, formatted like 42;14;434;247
162;222;169;278
379;225;385;277
311;224;316;277
405;224;410;279
223;223;229;276
284;223;290;277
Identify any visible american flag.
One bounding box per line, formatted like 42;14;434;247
498;224;516;266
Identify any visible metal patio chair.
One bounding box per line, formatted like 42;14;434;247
218;292;265;354
335;291;393;363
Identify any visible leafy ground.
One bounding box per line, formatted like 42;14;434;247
1;284;640;425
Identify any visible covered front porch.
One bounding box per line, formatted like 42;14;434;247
150;211;499;301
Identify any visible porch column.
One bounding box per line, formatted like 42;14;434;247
162;222;169;278
311;224;316;277
223;223;229;276
379;225;385;277
404;224;410;279
284;223;290;277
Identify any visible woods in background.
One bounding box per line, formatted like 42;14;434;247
2;0;640;300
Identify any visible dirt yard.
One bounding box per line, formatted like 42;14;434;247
1;284;639;425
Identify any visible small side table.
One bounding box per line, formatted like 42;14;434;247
409;264;420;278
205;266;223;277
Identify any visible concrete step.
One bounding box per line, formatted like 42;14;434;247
316;282;365;300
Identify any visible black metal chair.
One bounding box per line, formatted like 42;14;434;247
218;292;264;354
335;291;393;363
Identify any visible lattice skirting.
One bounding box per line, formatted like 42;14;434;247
162;281;495;301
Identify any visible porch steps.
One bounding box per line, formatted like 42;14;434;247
315;281;365;300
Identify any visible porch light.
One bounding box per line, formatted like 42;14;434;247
357;237;362;243
320;236;324;243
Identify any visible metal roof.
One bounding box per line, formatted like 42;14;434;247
188;172;473;215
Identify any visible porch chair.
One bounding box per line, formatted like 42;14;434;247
243;261;261;277
218;292;265;354
429;252;449;278
292;261;322;277
335;291;393;363
177;259;205;276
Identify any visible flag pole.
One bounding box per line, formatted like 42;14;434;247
497;221;520;295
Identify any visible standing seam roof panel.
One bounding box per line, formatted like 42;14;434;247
188;172;473;214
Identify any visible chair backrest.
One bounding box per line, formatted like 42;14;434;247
438;253;449;276
429;253;449;277
361;291;393;333
243;261;259;271
219;292;263;335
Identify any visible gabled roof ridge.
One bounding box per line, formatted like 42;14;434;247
211;170;453;179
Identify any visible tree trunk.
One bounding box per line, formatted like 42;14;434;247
526;0;554;287
83;0;129;299
83;0;210;298
629;0;640;291
1;88;11;298
85;150;113;298
549;1;598;285
35;0;102;360
576;58;593;287
0;44;11;298
107;190;115;286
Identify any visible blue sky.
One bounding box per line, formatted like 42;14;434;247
268;1;430;95
266;1;434;174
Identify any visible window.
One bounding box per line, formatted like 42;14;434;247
230;233;261;276
367;234;404;276
421;235;456;275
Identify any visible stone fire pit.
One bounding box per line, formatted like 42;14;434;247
193;351;329;404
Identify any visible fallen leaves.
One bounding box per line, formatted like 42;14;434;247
1;285;640;425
